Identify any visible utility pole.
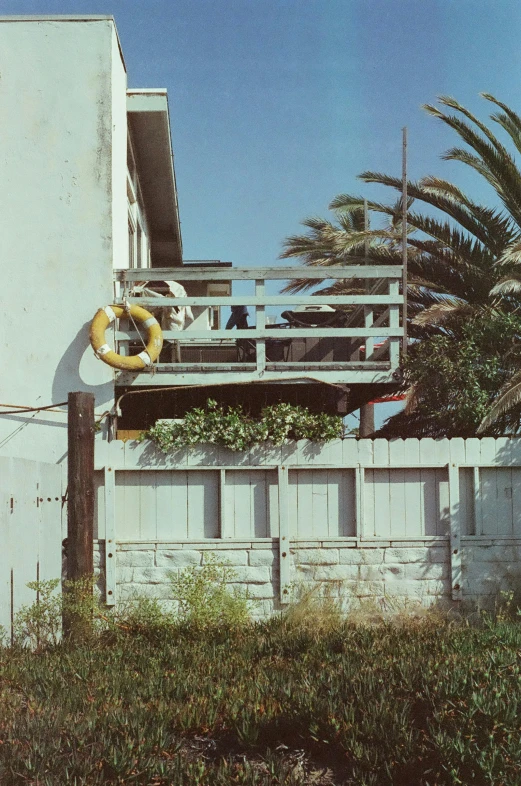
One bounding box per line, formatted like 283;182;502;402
359;199;375;438
65;391;95;637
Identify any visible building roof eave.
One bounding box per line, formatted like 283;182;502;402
127;89;183;265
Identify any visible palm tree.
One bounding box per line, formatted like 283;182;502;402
280;94;521;435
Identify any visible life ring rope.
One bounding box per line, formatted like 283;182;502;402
89;304;163;371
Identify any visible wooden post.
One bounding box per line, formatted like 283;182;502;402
67;392;95;579
255;279;266;374
278;465;291;604
65;392;95;636
360;199;375;437
359;405;375;438
448;462;462;602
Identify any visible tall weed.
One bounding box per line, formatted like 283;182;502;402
170;554;251;630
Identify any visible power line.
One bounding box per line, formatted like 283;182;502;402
0;401;68;416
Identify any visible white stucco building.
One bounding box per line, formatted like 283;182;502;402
0;15;182;462
0;14;404;463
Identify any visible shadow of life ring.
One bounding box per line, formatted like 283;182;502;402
89;304;163;371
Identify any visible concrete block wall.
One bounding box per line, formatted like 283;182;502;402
94;538;521;617
92;538;521;617
461;541;521;608
93;540;450;617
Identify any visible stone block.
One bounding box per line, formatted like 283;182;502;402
384;548;428;564
470;545;517;562
116;567;134;584
428;547;449;563
359;564;405;581
465;577;503;596
293;549;339;565
292;564;315;580
227;566;270;584
249;550;276;567
405;563;449;581
291;580;322;598
504;563;521;580
156;550;202;567
353;580;385;597
463;563;505;581
117;583;173;600
116;550;155;568
132;567;174;585
383;579;426;598
209;550;248;566
339;549;384;565
424;579;451;596
314;565;360;582
250;599;275;618
229;582;275;599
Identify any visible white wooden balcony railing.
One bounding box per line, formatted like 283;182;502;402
112;265;404;387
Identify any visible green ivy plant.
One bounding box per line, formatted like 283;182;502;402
144;399;344;452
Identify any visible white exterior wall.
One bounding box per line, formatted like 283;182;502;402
0;18;126;462
111;25;129;272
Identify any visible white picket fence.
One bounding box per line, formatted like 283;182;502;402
0;457;63;640
94;437;521;606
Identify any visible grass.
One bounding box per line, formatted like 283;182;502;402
1;612;521;784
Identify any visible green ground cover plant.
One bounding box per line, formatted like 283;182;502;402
1;609;521;785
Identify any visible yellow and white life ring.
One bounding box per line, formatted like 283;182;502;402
89;304;163;371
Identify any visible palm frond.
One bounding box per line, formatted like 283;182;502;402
490;276;521;296
412;299;474;326
478;371;521;432
482;93;521;156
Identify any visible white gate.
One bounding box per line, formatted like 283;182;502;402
0;457;63;641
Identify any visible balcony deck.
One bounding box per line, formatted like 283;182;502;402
113;265;404;388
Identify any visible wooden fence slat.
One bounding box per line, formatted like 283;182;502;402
355;465;365;538
155;472;175;540
480;437;498;464
357;440;374;466
473;466;483;536
480;468;498;537
464;438;481;467
450;438;466;465
342;439;359;465
372;439;389;465
496;467;514;537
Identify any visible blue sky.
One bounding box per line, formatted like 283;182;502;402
3;0;521;425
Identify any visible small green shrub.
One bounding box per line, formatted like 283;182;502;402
13;577;107;648
145;399;344;452
113;594;176;638
13;578;62;648
170;554;251;629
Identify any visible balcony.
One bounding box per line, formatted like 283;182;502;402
112;265;404;388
